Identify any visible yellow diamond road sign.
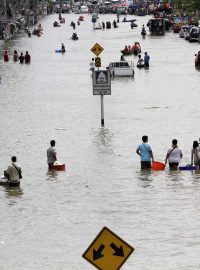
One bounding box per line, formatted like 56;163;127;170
91;43;104;56
82;227;134;270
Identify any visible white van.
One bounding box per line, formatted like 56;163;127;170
106;61;134;77
80;5;89;13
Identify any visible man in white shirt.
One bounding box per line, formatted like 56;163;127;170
165;139;183;170
90;58;95;72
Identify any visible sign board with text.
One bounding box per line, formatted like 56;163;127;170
93;70;111;95
82;227;134;270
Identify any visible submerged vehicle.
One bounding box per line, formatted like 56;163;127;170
106;61;134;77
179;25;189;38
188;27;200;42
147;18;165;36
173;16;190;33
195;52;200;69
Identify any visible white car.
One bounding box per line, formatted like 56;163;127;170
80;5;89;13
179;25;189;38
106;61;134;77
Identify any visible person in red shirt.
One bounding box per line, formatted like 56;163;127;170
3;51;9;62
24;51;31;64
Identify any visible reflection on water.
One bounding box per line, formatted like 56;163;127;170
46;169;59;181
137;169;154;188
3;185;23;200
94;127;113;147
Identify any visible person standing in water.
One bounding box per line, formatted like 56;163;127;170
47;140;57;169
165;139;183;170
13;50;18;62
191;140;200;169
4;156;22;186
4;51;9;62
24;51;31;63
136;135;154;169
19;52;25;64
61;43;65;53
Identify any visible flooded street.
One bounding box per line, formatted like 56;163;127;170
0;13;200;270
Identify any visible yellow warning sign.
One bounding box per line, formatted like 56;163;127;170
95;57;101;67
91;43;104;56
82;227;134;270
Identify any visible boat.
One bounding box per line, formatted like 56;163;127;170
121;42;141;56
93;26;102;30
55;49;65;53
122;17;137;23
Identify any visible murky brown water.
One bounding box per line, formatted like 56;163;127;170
0;13;200;270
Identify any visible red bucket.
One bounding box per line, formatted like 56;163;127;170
51;164;65;171
152;161;165;171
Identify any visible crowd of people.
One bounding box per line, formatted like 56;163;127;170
3;135;200;187
136;136;200;170
121;42;141;55
2;140;57;186
4;50;31;64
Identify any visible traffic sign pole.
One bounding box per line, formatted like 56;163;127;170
101;95;104;127
91;43;109;127
98;66;104;127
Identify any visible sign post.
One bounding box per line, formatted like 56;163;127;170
101;95;104;126
91;43;110;127
82;227;134;270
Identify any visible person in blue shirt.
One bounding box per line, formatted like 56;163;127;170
136;135;154;169
144;52;150;68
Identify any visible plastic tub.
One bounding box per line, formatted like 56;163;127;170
152;161;165;171
51;164;65;171
179;165;196;171
55;49;63;53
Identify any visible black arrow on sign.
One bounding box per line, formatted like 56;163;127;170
93;244;105;261
110;243;124;257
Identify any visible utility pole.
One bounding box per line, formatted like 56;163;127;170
4;0;7;19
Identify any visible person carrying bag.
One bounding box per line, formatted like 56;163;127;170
4;156;22;186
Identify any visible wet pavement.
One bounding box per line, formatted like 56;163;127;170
0;13;200;270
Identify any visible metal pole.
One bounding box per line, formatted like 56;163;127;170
4;0;7;19
101;94;104;127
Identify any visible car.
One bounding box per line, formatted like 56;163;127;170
179;25;189;38
188;27;200;42
72;4;80;12
106;61;134;77
80;5;89;13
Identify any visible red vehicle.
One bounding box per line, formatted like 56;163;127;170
173;16;189;33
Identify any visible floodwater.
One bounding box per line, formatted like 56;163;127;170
0;13;200;270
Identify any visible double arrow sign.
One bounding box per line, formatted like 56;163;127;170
83;227;134;270
93;243;124;261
